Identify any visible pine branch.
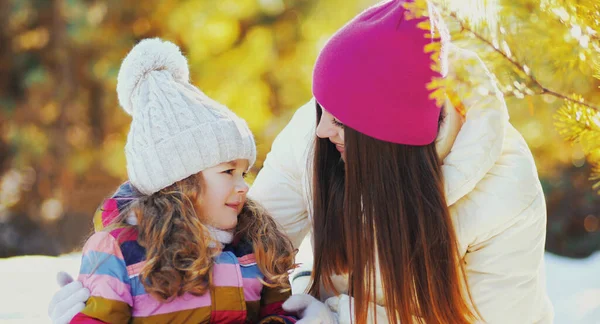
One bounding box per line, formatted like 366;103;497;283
554;98;600;192
554;100;600;142
591;164;600;192
449;13;600;113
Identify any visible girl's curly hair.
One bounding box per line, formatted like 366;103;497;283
235;199;297;289
113;172;296;301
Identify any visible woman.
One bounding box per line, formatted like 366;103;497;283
251;1;553;323
49;1;553;323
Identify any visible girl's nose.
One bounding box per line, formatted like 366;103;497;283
236;178;249;194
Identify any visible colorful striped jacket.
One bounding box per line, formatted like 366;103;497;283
71;182;297;323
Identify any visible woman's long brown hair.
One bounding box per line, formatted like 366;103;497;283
309;104;477;323
107;172;296;301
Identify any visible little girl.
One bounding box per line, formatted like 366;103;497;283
70;38;298;324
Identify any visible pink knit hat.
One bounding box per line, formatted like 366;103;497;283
313;0;449;145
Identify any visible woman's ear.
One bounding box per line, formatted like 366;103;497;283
436;96;464;161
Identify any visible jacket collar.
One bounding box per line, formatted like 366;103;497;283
441;44;509;206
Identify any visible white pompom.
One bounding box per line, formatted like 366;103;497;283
116;38;189;115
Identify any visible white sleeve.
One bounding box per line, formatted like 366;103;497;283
248;99;316;249
459;193;553;323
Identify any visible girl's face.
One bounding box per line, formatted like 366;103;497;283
316;106;346;161
198;159;249;230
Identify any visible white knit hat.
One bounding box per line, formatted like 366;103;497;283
117;38;256;195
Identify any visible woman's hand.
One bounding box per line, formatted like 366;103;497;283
283;294;338;324
47;271;90;324
326;294;391;324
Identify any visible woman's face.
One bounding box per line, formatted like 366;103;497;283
316;107;346;161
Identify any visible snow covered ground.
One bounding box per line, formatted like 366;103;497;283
0;252;81;324
1;244;599;323
544;252;600;323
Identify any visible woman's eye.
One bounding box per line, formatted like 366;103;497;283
223;169;234;175
331;119;344;127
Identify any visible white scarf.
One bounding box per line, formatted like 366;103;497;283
206;225;234;244
126;212;234;244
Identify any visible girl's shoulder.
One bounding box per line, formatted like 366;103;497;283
107;227;145;267
83;227;145;268
93;181;138;232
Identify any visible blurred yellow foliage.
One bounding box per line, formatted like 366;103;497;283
1;0;599;222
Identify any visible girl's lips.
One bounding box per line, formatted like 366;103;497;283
336;144;345;153
225;203;241;211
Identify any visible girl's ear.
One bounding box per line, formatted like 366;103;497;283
435;96;464;161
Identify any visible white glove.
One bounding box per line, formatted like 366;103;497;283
283;294;338;324
48;271;90;324
325;294;390;324
290;272;312;295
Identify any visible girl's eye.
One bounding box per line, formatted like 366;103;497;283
223;169;234;175
332;118;344;127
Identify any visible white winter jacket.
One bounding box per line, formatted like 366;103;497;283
248;44;554;323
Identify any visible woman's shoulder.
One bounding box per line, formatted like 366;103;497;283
475;124;543;213
451;124;546;250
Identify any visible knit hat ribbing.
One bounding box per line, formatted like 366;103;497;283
117;38;256;195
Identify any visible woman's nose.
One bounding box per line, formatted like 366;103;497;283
316;114;337;139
